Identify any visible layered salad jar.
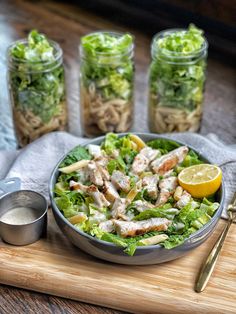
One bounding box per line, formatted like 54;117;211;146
79;31;134;137
148;25;208;133
7;30;68;147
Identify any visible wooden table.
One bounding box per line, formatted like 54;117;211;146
0;1;235;313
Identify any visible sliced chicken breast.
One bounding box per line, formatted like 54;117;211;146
132;147;160;174
103;181;120;203
156;191;171;207
97;164;110;181
111;198;127;219
95;156;109;167
151;146;189;175
176;190;191;209
87;185;110;208
156;177;178;206
159;177;178;192
142;174;159;199
111;170;130;193
87;161;104;186
70;180;89;193
99;220;115;233
113;218;171;237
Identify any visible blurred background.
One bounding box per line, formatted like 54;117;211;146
0;0;235;150
70;0;236;62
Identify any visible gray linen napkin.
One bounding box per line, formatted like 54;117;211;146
1;131;235;219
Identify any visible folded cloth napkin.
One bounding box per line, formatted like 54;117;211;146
0;131;235;219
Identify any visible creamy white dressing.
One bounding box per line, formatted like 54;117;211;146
0;207;39;225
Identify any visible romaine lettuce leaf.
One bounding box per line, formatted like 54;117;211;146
147;138;180;154
60;145;91;167
54;190;85;218
134;203;178;221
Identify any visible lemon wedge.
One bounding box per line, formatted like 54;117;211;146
178;164;222;198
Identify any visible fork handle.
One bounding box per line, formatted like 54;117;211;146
195;220;232;293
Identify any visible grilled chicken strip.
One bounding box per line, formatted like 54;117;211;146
159;176;178;191
111;170;130;193
87;161;104;186
142;174;159;199
99;220;115;233
87;160;110;187
111;198;127;219
133;200;155;212
70;181;110;209
103;181;120;203
156;191;171;207
87;185;110;208
132;147;160;174
156;177;178;206
151;146;189;175
95;156;108;167
113;218;171;237
70;180;89;193
97;164;110;181
176;190;191;209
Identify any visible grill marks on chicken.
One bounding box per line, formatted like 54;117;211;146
151;146;188;175
113;218;171;237
103;181;120;203
87;185;110;208
132;147;160;174
87;161;110;187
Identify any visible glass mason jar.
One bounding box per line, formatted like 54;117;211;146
148;29;208;133
7;40;68;147
79;31;134;137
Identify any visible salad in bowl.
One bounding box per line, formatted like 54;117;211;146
51;133;223;263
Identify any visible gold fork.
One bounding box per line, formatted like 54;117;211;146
195;192;236;292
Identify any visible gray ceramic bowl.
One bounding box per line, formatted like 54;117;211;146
49;133;225;265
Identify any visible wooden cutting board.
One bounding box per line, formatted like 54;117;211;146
0;210;235;314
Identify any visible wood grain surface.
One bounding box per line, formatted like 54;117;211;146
0;210;236;314
0;0;235;313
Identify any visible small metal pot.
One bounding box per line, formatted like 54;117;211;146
0;182;48;245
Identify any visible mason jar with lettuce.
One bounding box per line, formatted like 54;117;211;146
7;30;67;147
148;25;208;133
79;31;134;137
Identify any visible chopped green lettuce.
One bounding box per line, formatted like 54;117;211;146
147;138;180;154
54;190;85;218
60;145;91;167
158;24;204;54
181;150;203;167
80;32;134;101
134;204;178;221
149;24;207;112
9;30;66;124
